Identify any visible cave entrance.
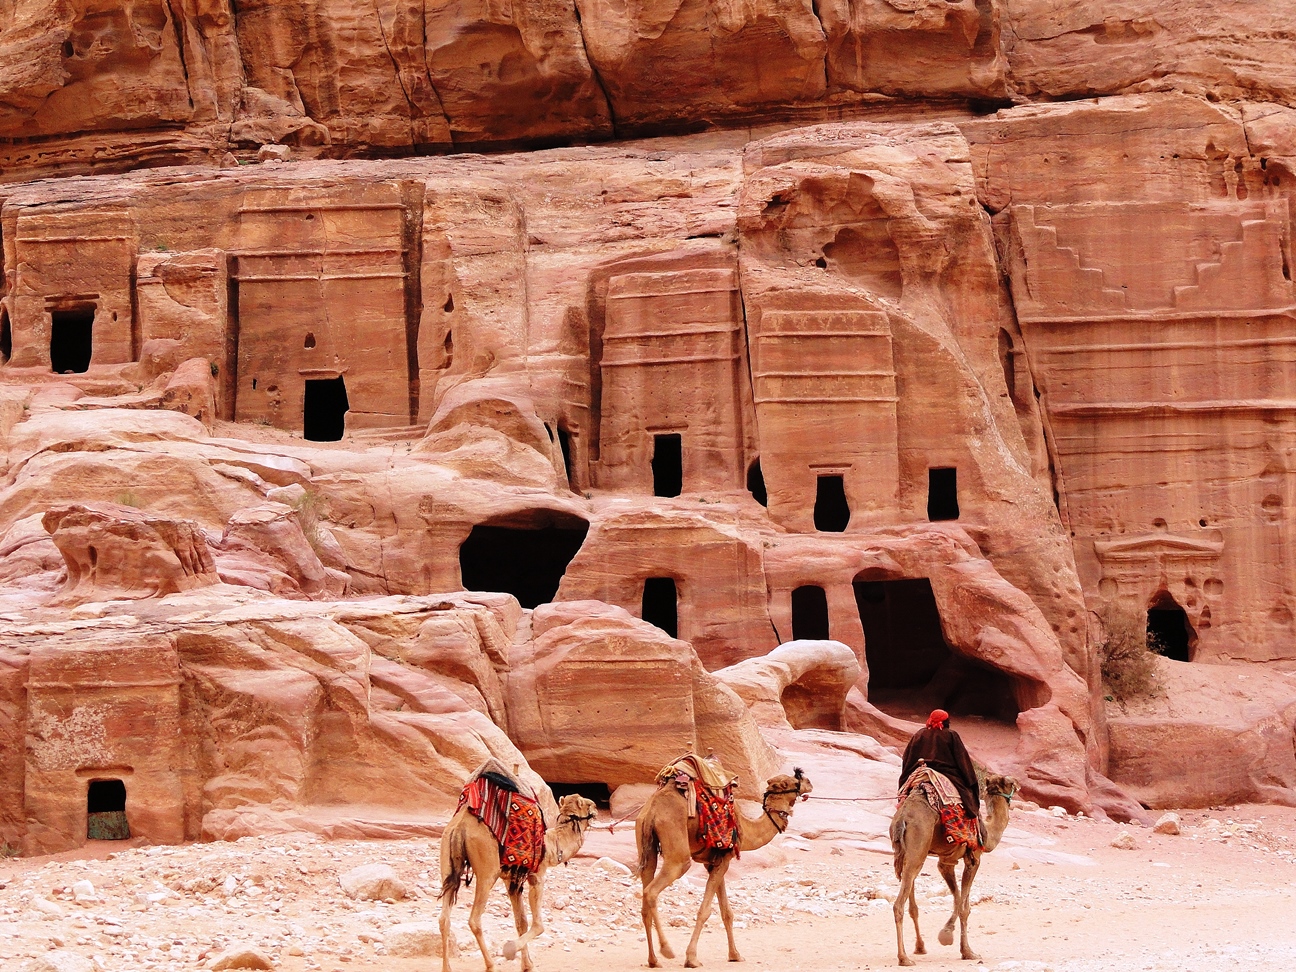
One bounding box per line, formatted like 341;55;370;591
652;433;683;497
549;781;612;809
791;585;830;641
927;467;960;521
641;576;678;638
814;474;850;532
747;459;768;506
0;307;11;363
1147;594;1194;662
855;576;1018;723
86;779;129;840
50;305;94;374
458;514;589;609
303;376;349;441
557;426;576;491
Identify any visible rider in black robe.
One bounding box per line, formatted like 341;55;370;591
899;708;980;821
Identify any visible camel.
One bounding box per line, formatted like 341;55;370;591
889;772;1018;967
636;769;812;968
439;791;597;972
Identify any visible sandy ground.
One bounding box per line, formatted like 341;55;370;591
3;733;1296;972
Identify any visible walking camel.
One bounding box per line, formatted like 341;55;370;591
636;769;812;968
889;771;1018;966
439;791;597;972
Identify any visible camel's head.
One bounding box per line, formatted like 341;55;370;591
763;767;813;812
555;793;598;831
983;774;1018;805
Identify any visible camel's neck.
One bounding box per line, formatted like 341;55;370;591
547;819;588;866
736;802;788;852
981;794;1011;853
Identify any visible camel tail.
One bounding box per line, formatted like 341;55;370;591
890;817;906;881
440;824;467;906
635;819;659;878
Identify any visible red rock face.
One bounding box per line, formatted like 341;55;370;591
0;4;1295;848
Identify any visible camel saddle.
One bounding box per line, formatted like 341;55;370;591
457;759;547;873
655;753;736;792
898;763;982;851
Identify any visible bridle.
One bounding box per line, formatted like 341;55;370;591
761;767;807;833
552;807;596;864
986;781;1018;804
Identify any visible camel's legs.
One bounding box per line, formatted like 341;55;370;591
937;858;959;947
956;854;982;961
467;869;501;972
892;851;925;967
513;872;546;968
506;883;531;971
683;858;730;968
639;842;675;960
908;887;926;954
641;856;692;968
715;875;743;962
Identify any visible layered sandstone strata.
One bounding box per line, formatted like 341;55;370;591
0;32;1295;849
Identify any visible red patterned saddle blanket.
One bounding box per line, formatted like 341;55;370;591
458;773;547;873
693;779;741;858
898;765;981;851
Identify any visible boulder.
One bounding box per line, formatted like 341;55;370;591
338;863;406;901
42;503;218;605
209;947;275;970
21;953;94;972
385;921;459;958
509;601;779;799
712;640;861;730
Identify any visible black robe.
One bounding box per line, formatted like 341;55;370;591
899;725;980;818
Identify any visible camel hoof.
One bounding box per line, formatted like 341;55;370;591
899;958;916;968
503;941;518;961
939;929;955;947
962;952;981;962
914;943;927;955
728;954;744;963
660;946;676;959
685;960;703;968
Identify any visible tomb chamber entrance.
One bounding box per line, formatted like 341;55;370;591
86;779;129;840
304;376;350;441
50;305;94;374
1147;594;1195;662
459;512;590;609
855;577;1019;724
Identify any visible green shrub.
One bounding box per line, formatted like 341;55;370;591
1099;604;1159;702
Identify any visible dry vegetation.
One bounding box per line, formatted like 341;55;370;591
1099;604;1160;702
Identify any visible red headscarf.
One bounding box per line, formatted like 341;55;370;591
925;709;950;730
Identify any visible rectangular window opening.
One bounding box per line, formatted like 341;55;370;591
50;305;95;374
927;467;960;521
652;433;683;497
641;576;678;638
814;474;850;532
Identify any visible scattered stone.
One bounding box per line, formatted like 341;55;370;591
1111;831;1137;850
1154;812;1181;835
70;880;98;903
384;922;458;958
30;897;65;918
21;953;95;972
338;863;406;901
594;857;632;876
257;144;291;163
209;946;275;970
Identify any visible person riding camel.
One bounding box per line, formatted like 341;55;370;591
899;708;984;845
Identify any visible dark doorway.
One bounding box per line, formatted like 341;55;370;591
50;306;94;373
304;376;349;441
86;779;129;840
652;433;683;497
814;474;850;532
927;467;960;521
1147;595;1194;662
747;459;768;506
0;308;10;363
791;585;831;640
557;427;576;490
459;516;589;609
550;781;612;809
641;576;678;638
855;576;1018;723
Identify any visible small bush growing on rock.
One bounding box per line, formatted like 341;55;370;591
1099;605;1158;702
